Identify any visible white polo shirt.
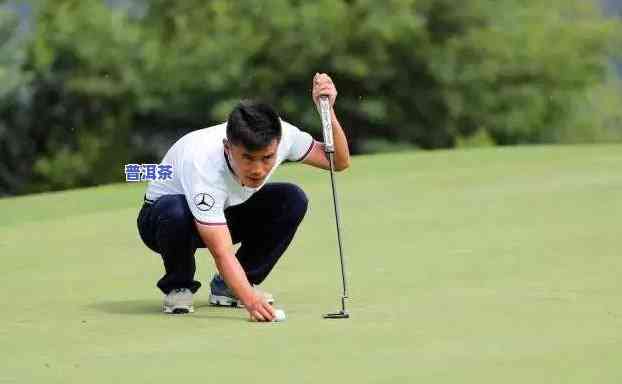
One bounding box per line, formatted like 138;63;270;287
145;120;314;225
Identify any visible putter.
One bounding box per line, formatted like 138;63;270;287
318;95;350;319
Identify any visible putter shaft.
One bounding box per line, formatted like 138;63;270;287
328;151;349;310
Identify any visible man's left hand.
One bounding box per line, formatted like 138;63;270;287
312;73;338;109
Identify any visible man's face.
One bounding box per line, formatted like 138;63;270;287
224;139;279;188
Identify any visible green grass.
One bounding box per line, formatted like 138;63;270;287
1;144;621;383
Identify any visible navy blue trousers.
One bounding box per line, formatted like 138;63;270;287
137;183;308;294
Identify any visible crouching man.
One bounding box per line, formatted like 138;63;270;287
136;73;350;321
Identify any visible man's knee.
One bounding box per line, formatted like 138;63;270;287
282;184;308;223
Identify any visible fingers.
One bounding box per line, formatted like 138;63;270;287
314;73;332;83
312;72;338;107
248;298;276;322
254;305;274;322
251;310;266;322
263;301;276;319
315;85;335;97
313;72;331;85
313;73;334;94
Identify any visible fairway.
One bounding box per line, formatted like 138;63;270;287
1;145;621;383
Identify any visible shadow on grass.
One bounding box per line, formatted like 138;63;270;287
88;300;163;316
87;300;249;322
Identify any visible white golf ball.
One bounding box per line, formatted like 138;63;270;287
273;309;286;322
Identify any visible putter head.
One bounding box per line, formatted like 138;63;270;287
323;310;350;319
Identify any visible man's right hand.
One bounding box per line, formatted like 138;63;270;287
194;222;276;322
244;293;276;322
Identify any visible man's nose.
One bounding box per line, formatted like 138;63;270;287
250;162;264;175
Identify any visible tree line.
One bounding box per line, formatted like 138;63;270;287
0;0;620;195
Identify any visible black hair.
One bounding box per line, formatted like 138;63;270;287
226;100;282;151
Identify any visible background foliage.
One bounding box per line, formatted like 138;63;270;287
1;0;621;195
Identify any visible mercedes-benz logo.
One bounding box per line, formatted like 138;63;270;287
193;193;215;212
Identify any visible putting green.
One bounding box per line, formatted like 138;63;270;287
1;145;621;383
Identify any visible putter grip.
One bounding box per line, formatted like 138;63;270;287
319;96;334;153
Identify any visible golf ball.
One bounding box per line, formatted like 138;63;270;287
273;309;286;322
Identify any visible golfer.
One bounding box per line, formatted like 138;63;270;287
136;73;350;322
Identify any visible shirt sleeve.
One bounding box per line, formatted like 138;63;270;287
179;158;228;225
282;120;315;162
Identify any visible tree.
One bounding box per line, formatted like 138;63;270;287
1;0;620;195
0;3;33;195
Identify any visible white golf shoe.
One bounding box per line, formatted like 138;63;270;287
163;288;194;314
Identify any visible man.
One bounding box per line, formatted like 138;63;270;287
136;73;350;322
